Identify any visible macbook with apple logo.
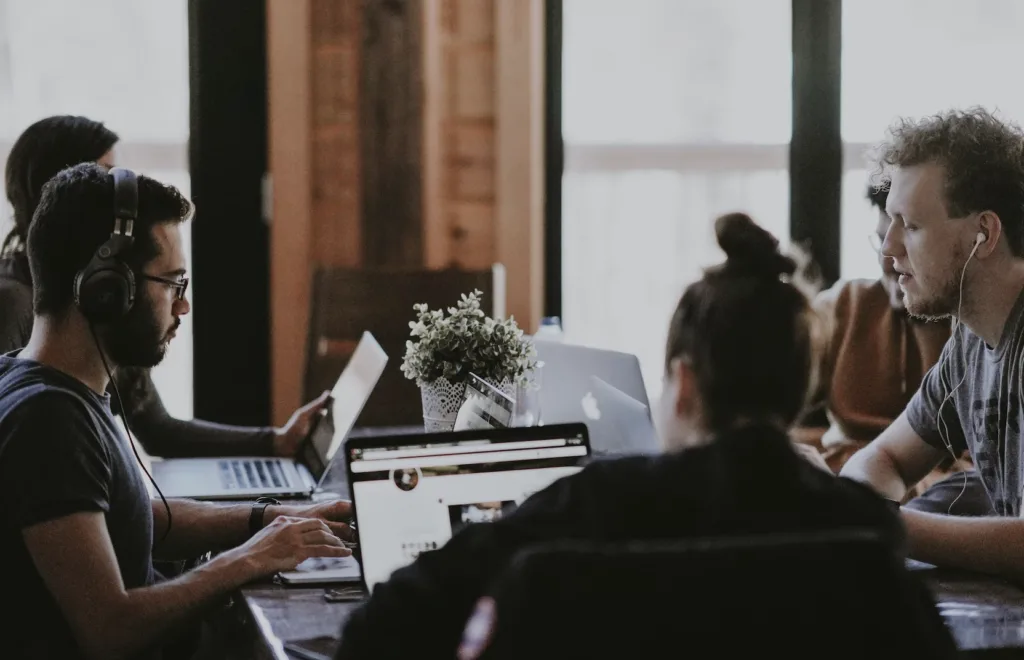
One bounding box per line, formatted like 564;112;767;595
533;340;659;458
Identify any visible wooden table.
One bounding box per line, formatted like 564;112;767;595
917;563;1024;654
235;564;1024;654
224;427;1024;658
233;565;1024;659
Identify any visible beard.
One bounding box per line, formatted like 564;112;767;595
101;290;177;368
905;247;968;322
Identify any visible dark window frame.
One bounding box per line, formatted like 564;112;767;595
545;0;844;319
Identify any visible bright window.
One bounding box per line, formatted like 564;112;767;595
0;0;192;418
561;0;792;398
841;0;1024;280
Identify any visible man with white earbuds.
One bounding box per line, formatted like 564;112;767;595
842;107;1024;582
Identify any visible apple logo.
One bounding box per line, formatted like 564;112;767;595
581;391;601;421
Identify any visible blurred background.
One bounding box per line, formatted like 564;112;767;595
3;0;1023;424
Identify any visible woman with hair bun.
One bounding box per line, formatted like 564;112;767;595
336;213;914;659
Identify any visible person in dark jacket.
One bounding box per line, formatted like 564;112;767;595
1;115;327;458
335;213;906;659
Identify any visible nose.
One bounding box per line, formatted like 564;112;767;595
880;222;904;259
173;297;191;316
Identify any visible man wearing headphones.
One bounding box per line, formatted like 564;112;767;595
842;108;1024;582
0;163;353;658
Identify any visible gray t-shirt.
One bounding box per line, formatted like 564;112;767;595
0;355;156;658
906;287;1024;517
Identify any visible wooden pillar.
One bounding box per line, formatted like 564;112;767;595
360;0;424;267
422;0;497;272
268;0;547;423
311;0;363;269
421;0;545;330
494;0;545;332
267;0;313;425
268;0;364;425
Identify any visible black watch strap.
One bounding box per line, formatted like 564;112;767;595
249;497;281;537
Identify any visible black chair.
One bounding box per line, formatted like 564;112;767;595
468;529;956;659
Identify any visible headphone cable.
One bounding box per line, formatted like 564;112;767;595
88;323;173;544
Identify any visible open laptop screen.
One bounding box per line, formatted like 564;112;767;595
348;424;590;593
297;332;389;484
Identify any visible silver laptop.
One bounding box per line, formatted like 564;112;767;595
534;340;656;457
281;424;592;590
587;376;660;457
151;332;388;500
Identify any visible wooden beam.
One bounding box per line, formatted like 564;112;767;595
495;0;545;332
267;0;313;425
311;0;362;269
360;0;424;268
421;0;498;272
422;0;447;268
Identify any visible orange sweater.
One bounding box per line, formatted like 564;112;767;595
801;279;951;462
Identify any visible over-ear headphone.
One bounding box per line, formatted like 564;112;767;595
73;167;138;323
72;167;173;540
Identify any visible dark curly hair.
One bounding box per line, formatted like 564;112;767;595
28;162;192;317
874;107;1024;256
866;182;889;213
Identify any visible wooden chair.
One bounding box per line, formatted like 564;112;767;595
304;265;506;428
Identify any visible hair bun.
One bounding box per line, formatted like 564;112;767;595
715;212;796;279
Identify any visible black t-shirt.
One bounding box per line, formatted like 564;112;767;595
0;355;155;658
337;423;905;658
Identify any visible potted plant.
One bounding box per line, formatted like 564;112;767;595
401;290;536;431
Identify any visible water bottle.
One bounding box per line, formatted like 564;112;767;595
534;316;564;342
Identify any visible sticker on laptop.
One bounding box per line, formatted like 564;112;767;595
453;373;515;431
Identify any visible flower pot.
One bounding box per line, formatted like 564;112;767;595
420;376;515;432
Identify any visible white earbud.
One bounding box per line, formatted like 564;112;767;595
936;228;988;513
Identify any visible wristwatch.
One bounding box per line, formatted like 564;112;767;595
249;496;281;537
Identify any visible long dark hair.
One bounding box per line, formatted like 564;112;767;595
665;213;820;431
4;115;119;257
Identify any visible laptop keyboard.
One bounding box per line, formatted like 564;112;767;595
219;459;289;490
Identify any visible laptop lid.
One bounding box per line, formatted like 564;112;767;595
589;376;661;457
296;332;389;485
534;340;651;425
345;423;591;594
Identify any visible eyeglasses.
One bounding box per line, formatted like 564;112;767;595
141;273;189;301
868;233;884;253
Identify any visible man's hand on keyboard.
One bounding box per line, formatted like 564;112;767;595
235;516;352;576
269;499;355;543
